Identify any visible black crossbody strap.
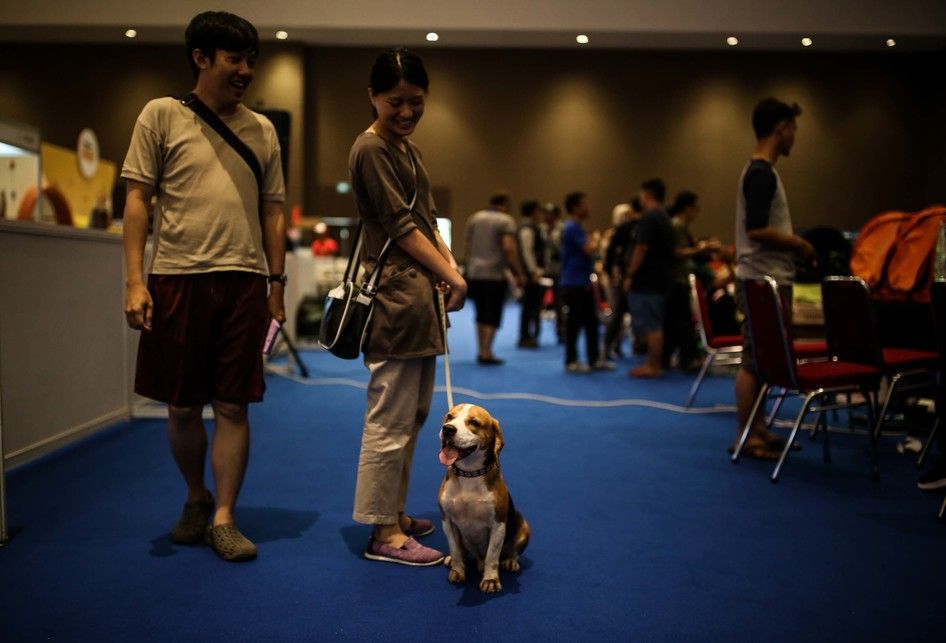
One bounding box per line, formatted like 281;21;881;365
181;92;263;193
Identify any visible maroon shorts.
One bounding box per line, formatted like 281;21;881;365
135;271;269;406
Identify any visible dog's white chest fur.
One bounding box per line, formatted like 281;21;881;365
440;479;499;547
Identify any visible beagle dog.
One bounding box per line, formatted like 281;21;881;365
437;403;530;593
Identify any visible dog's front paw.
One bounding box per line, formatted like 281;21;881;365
479;577;502;593
448;567;466;584
500;558;520;572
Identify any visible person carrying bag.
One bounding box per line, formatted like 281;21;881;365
346;48;467;567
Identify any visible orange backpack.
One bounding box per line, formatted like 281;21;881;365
851;206;946;303
849;210;912;288
886;206;946;302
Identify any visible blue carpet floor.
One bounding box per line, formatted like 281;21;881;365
1;304;944;641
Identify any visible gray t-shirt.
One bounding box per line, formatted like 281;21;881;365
734;159;796;285
121;97;285;275
465;208;516;280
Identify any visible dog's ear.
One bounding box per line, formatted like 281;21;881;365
492;417;504;456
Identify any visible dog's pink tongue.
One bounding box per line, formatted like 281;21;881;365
439;445;460;467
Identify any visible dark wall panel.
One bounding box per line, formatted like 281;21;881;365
1;43;943;252
307;47;946;252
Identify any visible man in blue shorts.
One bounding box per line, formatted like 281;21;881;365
626;179;676;378
121;11;287;561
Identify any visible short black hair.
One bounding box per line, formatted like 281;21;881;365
185;11;259;79
752;97;802;139
668;190;698;215
641;178;665;203
520;200;540;217
370;48;429;94
564;192;586;214
489;192;511;208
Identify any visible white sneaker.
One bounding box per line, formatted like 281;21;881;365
566;362;591;374
592;359;617;371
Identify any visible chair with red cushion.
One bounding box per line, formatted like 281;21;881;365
685;274;743;407
820;277;939;446
685;274;827;407
732;277;882;481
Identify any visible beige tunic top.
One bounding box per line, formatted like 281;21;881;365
349;131;444;360
122;97;285;275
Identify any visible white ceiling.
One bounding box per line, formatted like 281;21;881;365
2;0;945;51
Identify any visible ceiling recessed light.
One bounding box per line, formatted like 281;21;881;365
726;36;739;46
275;30;288;40
426;32;439;42
576;34;589;44
801;37;813;47
886;38;897;47
124;29;137;39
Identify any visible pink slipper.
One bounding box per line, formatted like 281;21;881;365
364;537;444;566
403;516;434;537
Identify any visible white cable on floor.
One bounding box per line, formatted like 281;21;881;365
267;367;737;414
265;365;901;432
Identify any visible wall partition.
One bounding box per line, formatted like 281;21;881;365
0;220;134;542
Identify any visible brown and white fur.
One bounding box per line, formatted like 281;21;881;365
437;403;530;593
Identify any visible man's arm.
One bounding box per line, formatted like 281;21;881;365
743;164;815;259
519;227;540;280
583;230;601;256
676;238;721;260
624;242;649;291
747;227;814;258
262;201;287;323
502;232;526;285
123;180;155;331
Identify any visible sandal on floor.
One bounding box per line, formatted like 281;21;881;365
170;495;214;544
205;523;257;562
728;443;781;461
767;435;802;452
628;365;664;379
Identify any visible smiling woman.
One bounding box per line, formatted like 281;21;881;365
345;47;468;567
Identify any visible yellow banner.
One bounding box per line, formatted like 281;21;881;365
40;142;116;229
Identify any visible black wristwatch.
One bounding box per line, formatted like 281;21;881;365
268;273;287;285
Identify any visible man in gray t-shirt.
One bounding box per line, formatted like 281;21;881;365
121;11;287;562
465;193;525;364
732;98;814;460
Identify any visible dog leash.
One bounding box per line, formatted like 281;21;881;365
437;289;454;409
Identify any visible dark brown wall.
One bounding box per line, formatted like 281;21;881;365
0;43;305;211
2;44;943;253
308;47;946;254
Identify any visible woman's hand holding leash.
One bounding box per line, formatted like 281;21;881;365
438;275;467;312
